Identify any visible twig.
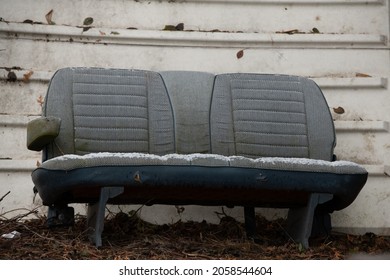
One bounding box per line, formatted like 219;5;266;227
0;207;41;221
0;191;10;203
214;207;229;220
20;223;69;248
182;251;213;259
129;203;147;218
274;220;296;244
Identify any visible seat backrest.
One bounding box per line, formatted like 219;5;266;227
43;68;175;158
210;73;335;161
160;71;215;154
43;68;335;161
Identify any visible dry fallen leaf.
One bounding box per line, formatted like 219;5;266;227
175;23;184;31
236;50;244;59
1;212;390;260
99;30;106;36
7;71;17;82
162;23;185;31
45;9;54;25
276;29;300;35
23;70;34;83
312;27;320;33
163;25;177;31
333;106;345;114
83;17;94;26
356;73;372;78
37;95;45;107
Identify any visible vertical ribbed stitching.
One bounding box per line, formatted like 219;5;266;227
72;69;150;153
159;73;177;153
208;75;217;154
229;75;237;155
145;71;151;154
43;68;60;161
231;75;308;158
71;69;76;154
300;77;310;158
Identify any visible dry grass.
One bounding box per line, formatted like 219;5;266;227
1;210;390;260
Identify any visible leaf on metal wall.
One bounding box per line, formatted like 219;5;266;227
163;23;185;31
37;95;45;107
356;72;372;78
23;70;34;83
6;71;17;82
333;107;345;114
175;23;184;31
311;27;320;34
163;25;176;31
236;50;244;59
83;17;94;26
23;19;34;24
45;9;55;25
276;29;300;35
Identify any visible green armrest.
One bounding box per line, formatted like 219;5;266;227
27;117;61;151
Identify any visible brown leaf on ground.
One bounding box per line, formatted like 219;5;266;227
1;212;389;260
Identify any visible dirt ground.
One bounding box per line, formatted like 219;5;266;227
1;209;390;260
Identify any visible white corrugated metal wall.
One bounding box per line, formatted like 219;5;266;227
0;0;389;234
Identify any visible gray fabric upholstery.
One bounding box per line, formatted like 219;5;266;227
32;68;367;249
40;153;367;175
43;68;175;157
302;79;336;160
210;74;335;160
44;68;75;157
42;68;336;162
27;116;61;151
160;71;215;154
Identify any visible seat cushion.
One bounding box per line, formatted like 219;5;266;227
32;153;367;211
39;152;366;174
